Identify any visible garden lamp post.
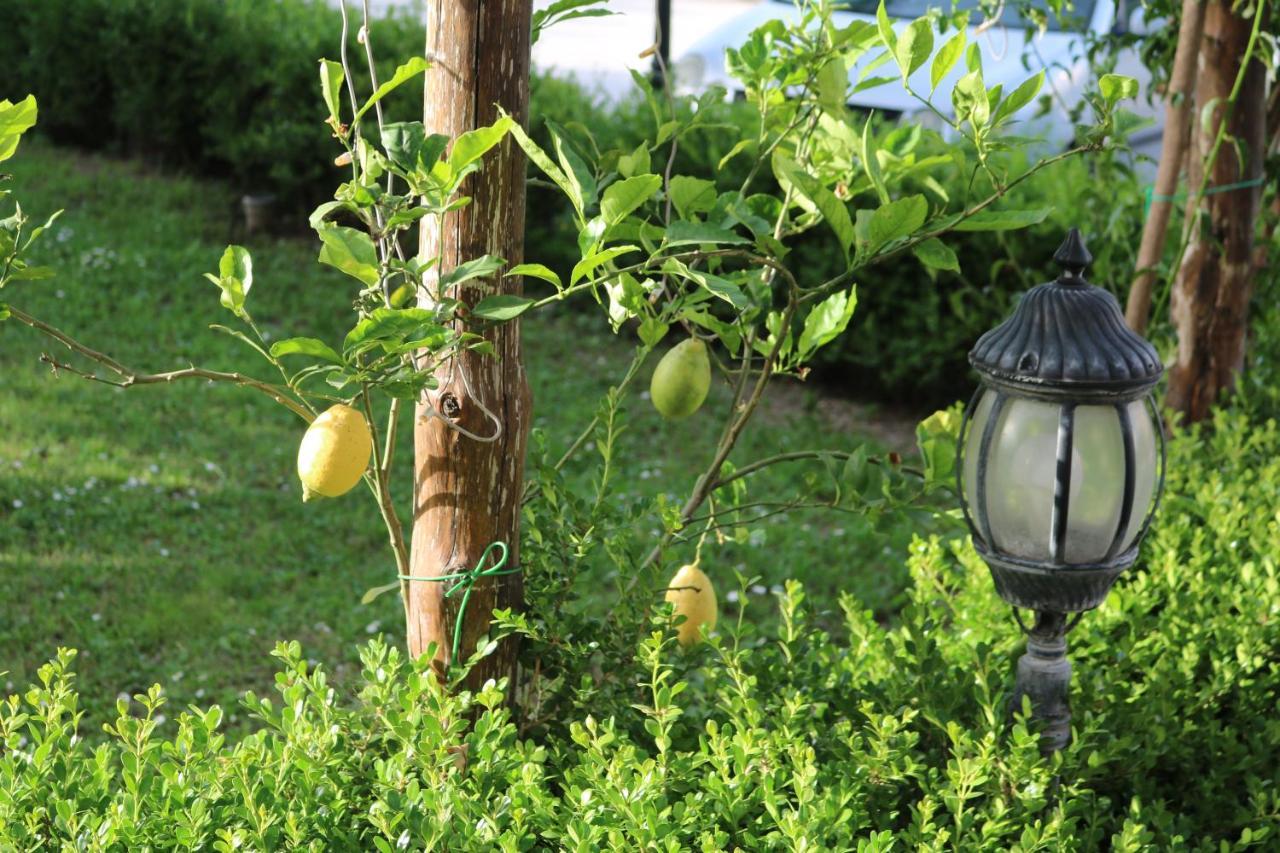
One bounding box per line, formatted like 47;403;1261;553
956;228;1166;752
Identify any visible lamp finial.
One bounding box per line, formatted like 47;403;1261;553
1053;228;1092;281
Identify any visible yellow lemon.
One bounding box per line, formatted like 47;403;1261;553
650;338;710;419
665;563;717;646
297;403;373;501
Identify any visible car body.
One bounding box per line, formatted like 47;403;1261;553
674;0;1162;159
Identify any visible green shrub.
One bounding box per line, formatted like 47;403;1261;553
1;0;423;208
2;404;1276;849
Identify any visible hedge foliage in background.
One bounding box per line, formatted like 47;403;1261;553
0;0;1168;403
0;0;425;206
2;399;1278;848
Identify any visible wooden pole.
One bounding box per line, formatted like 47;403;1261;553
1123;0;1207;334
1165;0;1267;422
410;0;533;686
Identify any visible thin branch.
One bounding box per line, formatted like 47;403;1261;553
11;306;314;423
803;145;1093;305
709;449;923;492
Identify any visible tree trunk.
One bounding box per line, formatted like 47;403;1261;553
410;0;533;686
1124;0;1207;333
1165;0;1266;423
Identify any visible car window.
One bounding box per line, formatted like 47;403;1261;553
770;0;1098;33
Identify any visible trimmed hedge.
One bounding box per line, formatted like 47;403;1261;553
2;402;1278;848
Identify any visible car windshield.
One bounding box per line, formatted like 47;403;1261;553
771;0;1097;33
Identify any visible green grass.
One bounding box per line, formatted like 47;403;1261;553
0;140;931;731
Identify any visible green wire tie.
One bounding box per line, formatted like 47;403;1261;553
1144;177;1265;213
398;540;519;673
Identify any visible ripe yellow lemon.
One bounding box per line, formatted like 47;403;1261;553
297;403;373;501
650;338;710;419
665;563;717;646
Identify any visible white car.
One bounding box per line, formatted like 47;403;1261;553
674;0;1162;158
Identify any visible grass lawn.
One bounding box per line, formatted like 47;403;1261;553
0;141;935;731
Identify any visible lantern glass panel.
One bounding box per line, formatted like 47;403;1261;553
1065;405;1125;563
1122;398;1159;550
961;390;997;520
985;397;1060;561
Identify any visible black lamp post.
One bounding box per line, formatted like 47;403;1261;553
956;228;1167;752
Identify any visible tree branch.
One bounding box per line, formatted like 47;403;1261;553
10;306;314;423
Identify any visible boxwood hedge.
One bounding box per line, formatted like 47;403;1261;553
1;399;1276;849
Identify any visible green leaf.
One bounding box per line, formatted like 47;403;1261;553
506;113;580;219
447;115;515;174
547;120;597;215
664;260;749;309
953;68;988;128
206;245;253;317
868;195;927;252
308;201;346;231
616;142;651;177
916;405;963;486
637;317;669;347
718;139;753;171
316;225;380;286
816;57;849;114
355;56;430;121
318;60;344;123
774;153;855;261
0;95;37;163
662;220;749;247
600;174;662;225
471;294;536;322
931;30;965;94
875;1;897;54
668;176;718;220
994;71;1044;124
7;264;54;281
439;254;505;291
798;286;857;359
343;307;450;355
860;116;889;205
361;581;402;605
953;207;1051;231
383;122;448;174
911;237;960;275
894;19;933;80
1099;73;1138;104
506;263;561;289
570;245;639;285
270;337;345;366
532;0;617;45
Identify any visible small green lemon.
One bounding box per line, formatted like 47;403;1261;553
665;563;717;647
650;337;710;419
297;403;373;501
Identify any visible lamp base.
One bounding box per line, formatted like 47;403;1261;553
1012;610;1073;753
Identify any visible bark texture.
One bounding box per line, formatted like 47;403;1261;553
410;0;533;684
1124;0;1207;333
1166;0;1266;423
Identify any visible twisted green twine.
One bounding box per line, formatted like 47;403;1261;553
398;540;519;672
1143;177;1264;213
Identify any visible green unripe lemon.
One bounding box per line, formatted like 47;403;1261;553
665;563;717;647
650;338;710;419
297;403;373;501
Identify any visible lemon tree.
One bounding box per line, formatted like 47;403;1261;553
1;0;1138;682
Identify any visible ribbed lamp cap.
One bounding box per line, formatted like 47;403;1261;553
968;228;1163;399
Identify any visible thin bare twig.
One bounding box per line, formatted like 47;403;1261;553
11;306;314;423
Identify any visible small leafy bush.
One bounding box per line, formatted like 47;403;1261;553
2;407;1277;849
